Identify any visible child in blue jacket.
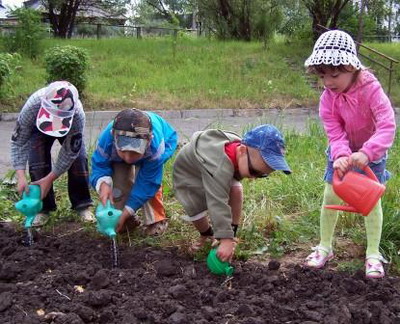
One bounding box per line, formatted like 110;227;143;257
90;108;178;235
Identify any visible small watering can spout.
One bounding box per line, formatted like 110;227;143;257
325;166;385;216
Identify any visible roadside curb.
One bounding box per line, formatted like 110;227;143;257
0;107;321;122
1;107;398;122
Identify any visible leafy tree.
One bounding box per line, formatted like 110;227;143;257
301;0;351;39
197;0;282;41
279;0;311;39
41;0;129;38
3;8;43;58
338;1;377;39
365;0;400;40
130;0;194;28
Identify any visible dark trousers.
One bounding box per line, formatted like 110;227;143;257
28;130;93;213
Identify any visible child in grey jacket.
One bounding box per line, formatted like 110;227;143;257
173;124;291;262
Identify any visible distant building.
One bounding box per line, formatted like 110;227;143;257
0;1;9;20
23;0;126;25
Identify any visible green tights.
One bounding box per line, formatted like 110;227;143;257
319;183;383;256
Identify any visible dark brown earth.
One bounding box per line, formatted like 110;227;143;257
1;223;400;324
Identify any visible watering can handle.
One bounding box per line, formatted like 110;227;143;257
363;166;379;182
105;199;112;208
333;165;378;183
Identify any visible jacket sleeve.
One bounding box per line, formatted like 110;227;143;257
10;100;37;170
90;124;114;189
319;92;352;160
202;168;234;239
359;83;396;162
53;106;86;176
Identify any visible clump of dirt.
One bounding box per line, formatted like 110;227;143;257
1;223;400;324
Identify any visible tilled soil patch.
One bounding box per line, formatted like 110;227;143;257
1;223;400;324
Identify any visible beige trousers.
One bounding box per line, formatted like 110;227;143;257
112;162;166;226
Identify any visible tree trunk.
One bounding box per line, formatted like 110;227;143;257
47;0;80;38
356;0;367;47
303;0;351;40
388;0;393;42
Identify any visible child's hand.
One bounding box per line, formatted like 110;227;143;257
16;170;28;195
99;182;114;206
349;152;369;170
116;209;134;233
333;156;349;178
217;238;237;262
31;172;57;199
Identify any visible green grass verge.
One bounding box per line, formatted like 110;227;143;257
1;36;316;111
2;122;400;274
3;36;399;112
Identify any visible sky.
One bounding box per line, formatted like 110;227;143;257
3;0;24;8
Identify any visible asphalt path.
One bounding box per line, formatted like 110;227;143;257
1;107;398;178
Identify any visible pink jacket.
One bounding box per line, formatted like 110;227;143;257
319;70;396;162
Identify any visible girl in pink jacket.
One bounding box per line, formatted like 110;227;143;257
303;30;396;278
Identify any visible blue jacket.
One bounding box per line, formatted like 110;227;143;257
90;112;178;210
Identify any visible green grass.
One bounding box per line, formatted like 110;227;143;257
0;36;323;111
359;42;400;105
2;36;399;112
3;36;398;113
3;122;400;274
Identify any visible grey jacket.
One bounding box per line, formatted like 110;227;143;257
173;129;241;238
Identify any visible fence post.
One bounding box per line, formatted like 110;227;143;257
172;29;178;58
136;27;142;39
96;24;101;40
388;61;393;97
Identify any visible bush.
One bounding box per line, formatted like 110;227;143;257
3;8;43;59
44;45;89;94
0;53;21;97
0;59;11;89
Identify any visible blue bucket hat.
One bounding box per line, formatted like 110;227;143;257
242;124;291;174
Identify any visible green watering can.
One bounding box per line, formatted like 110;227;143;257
95;200;122;238
207;248;234;276
15;185;42;246
95;200;122;268
15;185;42;229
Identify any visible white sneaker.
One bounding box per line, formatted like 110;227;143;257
32;213;49;227
79;208;95;223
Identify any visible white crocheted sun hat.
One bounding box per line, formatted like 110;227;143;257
305;30;363;69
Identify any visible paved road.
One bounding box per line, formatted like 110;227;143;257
1;107;398;177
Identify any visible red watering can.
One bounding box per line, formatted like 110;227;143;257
325;166;385;216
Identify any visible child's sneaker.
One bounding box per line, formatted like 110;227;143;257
32;212;49;227
189;236;218;253
365;255;386;279
304;246;334;268
144;220;168;236
79;208;95;223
